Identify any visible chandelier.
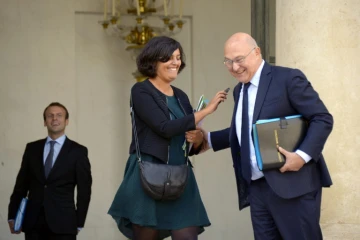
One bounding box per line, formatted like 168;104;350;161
99;0;185;81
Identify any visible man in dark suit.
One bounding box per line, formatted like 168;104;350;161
203;33;333;239
8;102;92;240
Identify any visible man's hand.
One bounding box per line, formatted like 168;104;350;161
8;220;21;234
278;146;305;173
199;127;209;142
196;127;211;153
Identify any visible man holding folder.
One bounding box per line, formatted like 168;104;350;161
203;33;333;239
8;102;92;240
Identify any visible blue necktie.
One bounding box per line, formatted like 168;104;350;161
241;83;252;184
44;141;55;178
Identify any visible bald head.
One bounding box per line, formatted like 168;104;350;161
225;32;258;51
223;32;262;84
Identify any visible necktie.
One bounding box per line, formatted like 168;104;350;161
241;82;252;184
44;141;55;178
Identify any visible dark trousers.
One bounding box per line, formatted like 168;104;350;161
25;208;76;240
249;178;323;240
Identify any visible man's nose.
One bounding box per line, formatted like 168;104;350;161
231;62;240;71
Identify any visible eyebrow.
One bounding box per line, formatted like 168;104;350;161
46;113;63;116
224;55;244;60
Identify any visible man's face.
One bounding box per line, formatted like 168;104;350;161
224;42;260;83
44;106;68;136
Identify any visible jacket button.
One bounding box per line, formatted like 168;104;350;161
44;185;47;188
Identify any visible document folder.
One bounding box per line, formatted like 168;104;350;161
252;115;308;171
14;197;28;232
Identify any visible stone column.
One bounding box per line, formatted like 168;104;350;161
251;0;276;64
276;0;360;238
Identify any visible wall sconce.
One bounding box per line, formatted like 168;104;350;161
99;0;185;82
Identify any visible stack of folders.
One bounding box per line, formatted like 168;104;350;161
252;115;308;171
14;197;28;232
195;95;208;113
186;95;208;153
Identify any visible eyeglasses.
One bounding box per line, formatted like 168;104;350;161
223;47;256;69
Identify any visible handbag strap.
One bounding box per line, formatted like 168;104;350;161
130;95;142;163
130;94;188;165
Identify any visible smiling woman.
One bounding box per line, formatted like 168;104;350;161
155;49;182;83
107;36;228;240
136;36;186;84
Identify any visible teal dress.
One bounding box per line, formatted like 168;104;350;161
108;96;210;239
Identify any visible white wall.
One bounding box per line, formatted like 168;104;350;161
0;1;252;239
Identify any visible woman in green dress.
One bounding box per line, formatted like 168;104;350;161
108;36;228;240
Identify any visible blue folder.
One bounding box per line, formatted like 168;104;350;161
253;115;303;171
14;197;28;232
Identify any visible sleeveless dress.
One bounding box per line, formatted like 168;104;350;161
108;96;210;239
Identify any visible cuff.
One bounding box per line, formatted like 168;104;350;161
295;150;312;163
207;132;213;149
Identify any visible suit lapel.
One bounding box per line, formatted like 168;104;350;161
47;137;72;179
35;139;47;182
252;62;272;123
230;83;242;142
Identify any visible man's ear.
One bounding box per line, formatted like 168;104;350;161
255;47;261;56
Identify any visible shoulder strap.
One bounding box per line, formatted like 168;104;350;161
130;95;142;162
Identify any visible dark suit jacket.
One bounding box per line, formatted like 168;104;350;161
211;62;333;210
8;137;92;235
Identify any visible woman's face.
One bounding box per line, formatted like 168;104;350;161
156;48;182;82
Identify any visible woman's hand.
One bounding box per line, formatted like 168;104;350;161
193;90;228;126
185;127;204;148
205;90;228;114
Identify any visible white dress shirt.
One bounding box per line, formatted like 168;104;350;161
235;60;265;180
43;135;66;166
209;60;311;180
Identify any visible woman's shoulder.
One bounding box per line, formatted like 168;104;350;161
131;79;151;94
131;79;146;89
131;80;165;105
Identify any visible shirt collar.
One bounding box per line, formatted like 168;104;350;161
46;134;66;145
249;60;265;87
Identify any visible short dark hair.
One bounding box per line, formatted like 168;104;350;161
136;36;186;78
43;102;69;121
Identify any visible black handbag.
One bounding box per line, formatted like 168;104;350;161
130;95;189;201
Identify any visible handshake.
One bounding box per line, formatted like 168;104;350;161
184;88;230;154
185;127;211;154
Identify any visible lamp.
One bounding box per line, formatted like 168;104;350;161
99;0;185;82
